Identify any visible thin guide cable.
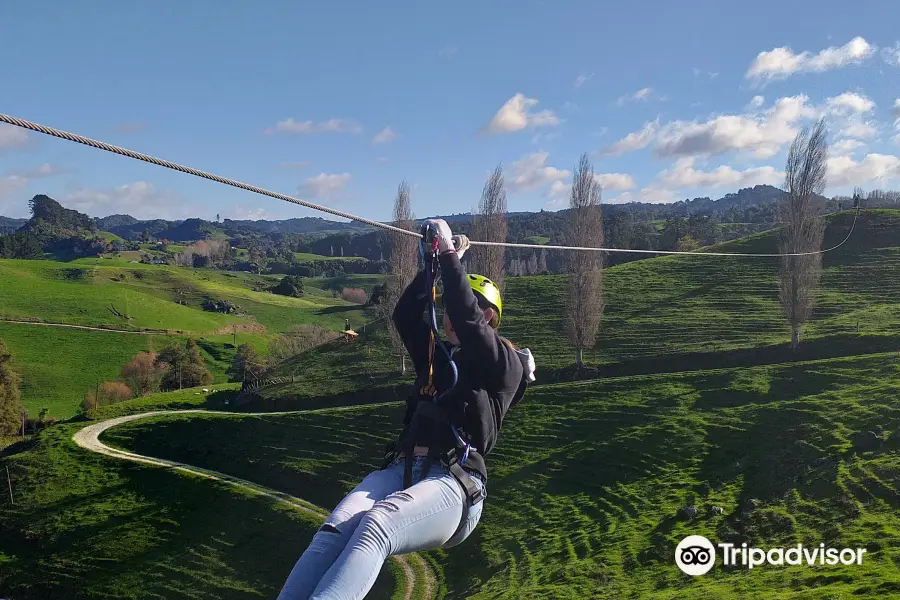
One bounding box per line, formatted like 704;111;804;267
0;113;859;258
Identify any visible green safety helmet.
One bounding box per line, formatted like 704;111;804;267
467;274;503;328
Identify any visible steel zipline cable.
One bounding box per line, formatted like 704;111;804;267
0;113;860;258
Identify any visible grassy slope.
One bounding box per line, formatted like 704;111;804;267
0;386;403;600
263;210;900;401
102;353;900;599
4;209;900;598
0;259;373;417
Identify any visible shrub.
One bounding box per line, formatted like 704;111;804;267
342;287;368;304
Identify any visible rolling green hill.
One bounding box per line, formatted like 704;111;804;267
98;353;900;599
0;258;374;417
258;210;900;406
3;209;900;599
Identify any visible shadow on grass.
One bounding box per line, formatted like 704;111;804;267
538;333;900;386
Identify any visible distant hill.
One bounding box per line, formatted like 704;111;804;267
0;216;28;234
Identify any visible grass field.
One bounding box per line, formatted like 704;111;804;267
3;209;900;598
0;258;373;417
94;351;900;599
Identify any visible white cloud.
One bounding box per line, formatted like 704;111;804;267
0;124;29;150
507;152;571;193
62;181;192;220
607;186;679;205
833;139;865;154
883;43;900;67
264;118;362;135
825;91;875;115
828;153;900;187
574;73;594;88
228;206;283;221
657;157;783;189
746;36;875;84
599;119;660;155
299;173;351;198
594;172;637;191
480;94;560;135
546;171;637;205
617;87;653;107
656;95;815;159
372;126;397;145
840;121;877;140
749;95;765;109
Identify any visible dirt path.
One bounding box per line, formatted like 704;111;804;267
0;319;168;334
73;410;436;600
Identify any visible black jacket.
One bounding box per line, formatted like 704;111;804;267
390;251;529;483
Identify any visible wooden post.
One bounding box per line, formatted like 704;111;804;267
6;465;13;505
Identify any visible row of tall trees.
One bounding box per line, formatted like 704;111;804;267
379;114;839;368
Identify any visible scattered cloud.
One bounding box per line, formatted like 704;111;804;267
607;186;679;205
507;152;571;193
594;172;637;191
656;156;783;189
299;172;351;199
278;161;312;169
883;43;900;67
62;181;192;220
825;91;876;115
748;95;766;109
840;121;877;140
372;126;397;145
0;124;29;150
617;87;653;107
833;139;865;154
574;73;594;88
438;45;458;59
264;118;362;135
479;94;560;135
745;36;875;85
228;206;284;221
603;95;816;160
598;119;660;155
828;153;900;187
112;122;146;134
548;171;637;205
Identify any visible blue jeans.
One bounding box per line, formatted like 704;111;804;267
277;456;486;600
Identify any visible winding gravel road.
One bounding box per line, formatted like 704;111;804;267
73;409;435;600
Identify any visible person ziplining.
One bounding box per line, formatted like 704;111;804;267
276;218;536;600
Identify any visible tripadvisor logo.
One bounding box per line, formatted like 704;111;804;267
675;535;868;576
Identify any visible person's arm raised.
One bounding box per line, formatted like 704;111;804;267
391;269;431;375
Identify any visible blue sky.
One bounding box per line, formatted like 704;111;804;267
1;0;899;222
